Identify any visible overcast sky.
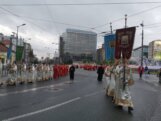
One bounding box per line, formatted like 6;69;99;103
0;0;161;59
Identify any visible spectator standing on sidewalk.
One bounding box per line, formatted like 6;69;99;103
138;66;144;79
158;68;161;84
144;66;149;78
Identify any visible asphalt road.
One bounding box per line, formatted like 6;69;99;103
0;69;161;121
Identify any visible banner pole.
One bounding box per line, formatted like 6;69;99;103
123;14;127;90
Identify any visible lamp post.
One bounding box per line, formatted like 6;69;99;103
140;22;144;67
16;23;26;61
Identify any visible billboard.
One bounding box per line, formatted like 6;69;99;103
104;34;116;61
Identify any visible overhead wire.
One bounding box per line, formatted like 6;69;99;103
0;8;101;33
92;4;161;29
0;2;161;6
2;2;161;34
0;6;62;36
44;0;61;36
1;2;161;41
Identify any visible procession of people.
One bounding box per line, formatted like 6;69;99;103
104;58;134;113
0;62;69;86
1;57;135;114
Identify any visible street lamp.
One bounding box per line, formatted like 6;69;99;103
16;23;26;61
16;24;26;46
140;22;144;67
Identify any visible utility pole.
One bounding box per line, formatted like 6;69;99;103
110;22;113;34
125;14;127;28
140;22;144;67
109;22;113;63
16;24;26;61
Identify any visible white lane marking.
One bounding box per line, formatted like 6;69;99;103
84;90;104;97
45;88;64;92
2;97;81;121
0;83;65;97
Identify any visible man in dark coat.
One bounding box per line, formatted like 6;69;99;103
69;64;75;81
97;64;104;81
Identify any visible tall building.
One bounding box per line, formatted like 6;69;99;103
96;44;105;63
23;42;32;64
148;40;161;60
60;28;97;62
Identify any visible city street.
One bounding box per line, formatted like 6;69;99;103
0;69;161;121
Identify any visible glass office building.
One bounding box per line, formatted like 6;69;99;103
60;29;97;62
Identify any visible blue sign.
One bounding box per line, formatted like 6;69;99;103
104;34;116;61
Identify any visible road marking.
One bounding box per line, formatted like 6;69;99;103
45;88;64;92
64;80;80;84
2;97;81;121
84;90;104;97
0;83;65;97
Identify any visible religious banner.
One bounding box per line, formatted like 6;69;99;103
16;46;24;61
115;27;136;60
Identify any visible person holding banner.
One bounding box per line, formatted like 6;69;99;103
114;59;134;113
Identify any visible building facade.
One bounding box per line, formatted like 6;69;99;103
148;40;161;60
0;43;7;63
23;42;33;64
96;44;105;63
60;28;97;62
0;33;34;64
132;45;149;58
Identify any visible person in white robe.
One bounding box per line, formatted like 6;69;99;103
104;66;111;95
114;59;134;113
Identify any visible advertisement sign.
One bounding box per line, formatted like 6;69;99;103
104;34;116;61
115;27;136;60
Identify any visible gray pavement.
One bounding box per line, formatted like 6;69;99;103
0;69;161;121
133;73;160;87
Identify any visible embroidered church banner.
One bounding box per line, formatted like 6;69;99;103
115;27;136;60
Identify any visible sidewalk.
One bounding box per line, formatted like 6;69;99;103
133;73;160;87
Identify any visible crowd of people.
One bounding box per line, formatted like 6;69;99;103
1;58;161;113
53;65;69;80
0;60;70;86
102;59;134;113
